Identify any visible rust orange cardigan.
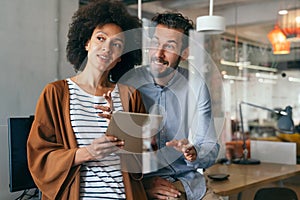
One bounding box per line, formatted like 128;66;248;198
27;80;147;200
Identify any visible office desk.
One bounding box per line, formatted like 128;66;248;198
205;163;300;197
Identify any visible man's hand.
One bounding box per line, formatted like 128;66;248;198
143;177;181;199
166;139;197;162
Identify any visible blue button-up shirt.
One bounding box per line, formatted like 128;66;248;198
123;66;219;200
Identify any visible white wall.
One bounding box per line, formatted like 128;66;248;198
0;0;77;199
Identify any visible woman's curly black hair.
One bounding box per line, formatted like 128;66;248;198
151;12;194;51
66;0;142;82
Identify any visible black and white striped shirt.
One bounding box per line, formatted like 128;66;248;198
67;78;125;200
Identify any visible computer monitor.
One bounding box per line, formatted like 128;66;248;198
8;115;37;192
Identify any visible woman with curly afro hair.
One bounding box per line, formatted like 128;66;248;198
27;1;146;199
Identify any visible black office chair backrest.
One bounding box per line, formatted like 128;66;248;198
254;187;298;200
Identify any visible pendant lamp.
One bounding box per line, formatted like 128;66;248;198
268;25;290;54
196;0;225;34
278;8;300;42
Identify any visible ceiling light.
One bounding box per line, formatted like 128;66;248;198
220;60;278;72
278;10;288;15
196;0;225;34
288;77;300;83
258;79;277;84
255;72;278;80
267;25;290;54
278;8;300;42
223;74;247;81
270;41;290;54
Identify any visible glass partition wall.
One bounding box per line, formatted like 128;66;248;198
220;36;300;128
126;0;300;161
216;31;300;161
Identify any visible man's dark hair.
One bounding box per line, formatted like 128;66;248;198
66;0;142;82
151;12;194;50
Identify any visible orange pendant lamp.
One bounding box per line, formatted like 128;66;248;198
268;25;290;54
278;8;300;42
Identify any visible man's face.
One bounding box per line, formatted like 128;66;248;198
149;24;186;78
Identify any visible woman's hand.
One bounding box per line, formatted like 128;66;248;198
86;135;124;160
95;90;114;120
73;135;124;166
166;139;197;162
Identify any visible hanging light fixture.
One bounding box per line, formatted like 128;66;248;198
196;0;225;34
268;25;290;54
278;8;300;42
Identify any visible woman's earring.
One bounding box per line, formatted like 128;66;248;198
108;72;116;83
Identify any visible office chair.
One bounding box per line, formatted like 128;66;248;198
254;187;298;200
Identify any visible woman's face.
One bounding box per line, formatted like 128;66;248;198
85;23;125;72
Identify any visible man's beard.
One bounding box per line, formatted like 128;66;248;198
150;57;181;78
